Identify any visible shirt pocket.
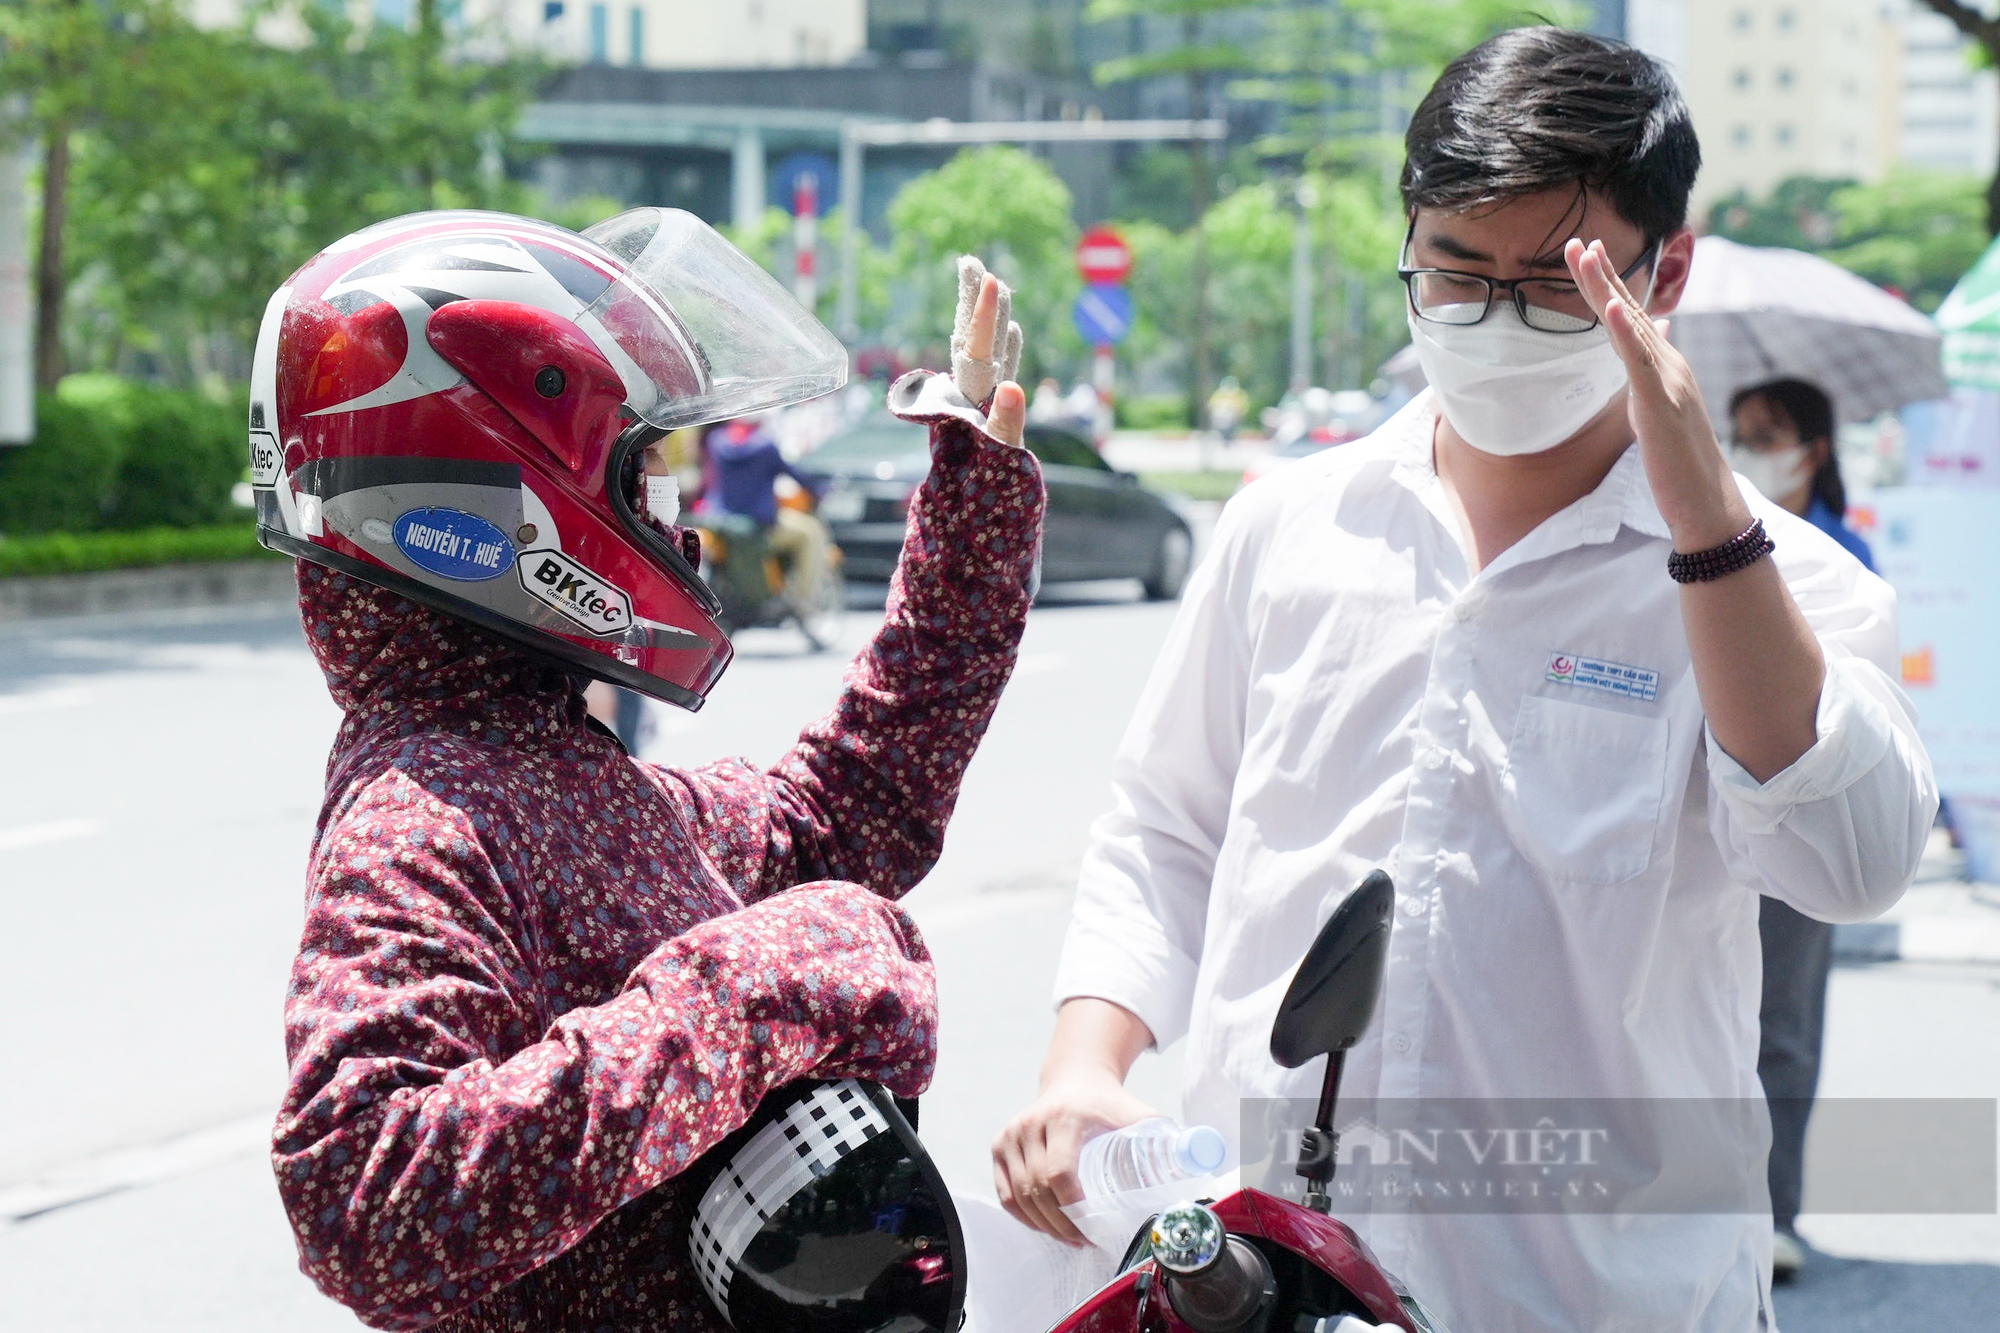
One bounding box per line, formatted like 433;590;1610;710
1502;695;1671;886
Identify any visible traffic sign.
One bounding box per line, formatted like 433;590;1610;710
1073;283;1134;345
1076;227;1133;285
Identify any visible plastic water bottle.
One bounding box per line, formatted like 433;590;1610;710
1077;1118;1227;1198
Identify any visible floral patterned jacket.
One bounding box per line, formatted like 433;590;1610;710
273;388;1043;1331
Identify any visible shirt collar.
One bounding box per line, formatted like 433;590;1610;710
1386;390;1673;547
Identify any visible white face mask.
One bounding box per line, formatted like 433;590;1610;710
1728;445;1814;503
1409;304;1630;456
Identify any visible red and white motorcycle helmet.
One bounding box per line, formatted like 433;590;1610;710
249;207;847;710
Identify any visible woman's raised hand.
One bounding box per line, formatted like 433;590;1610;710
951;256;1026;447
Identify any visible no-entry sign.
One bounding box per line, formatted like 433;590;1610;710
1076;227;1133;285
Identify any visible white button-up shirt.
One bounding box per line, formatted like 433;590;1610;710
1054;393;1936;1333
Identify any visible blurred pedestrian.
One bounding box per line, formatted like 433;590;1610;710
1030;377;1067;424
1207;375;1250;443
583;679;649;753
704;416;830;607
1729;378;1874;570
1728;377;1877;1282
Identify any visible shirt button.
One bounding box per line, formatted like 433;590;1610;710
1404;896;1427;917
1452;599;1478;621
1388;1033;1411;1053
1423;749;1447;771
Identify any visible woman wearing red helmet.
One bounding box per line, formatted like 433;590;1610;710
260;211;1038;1331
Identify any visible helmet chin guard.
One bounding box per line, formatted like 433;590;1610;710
248;208;849;710
686;1080;966;1332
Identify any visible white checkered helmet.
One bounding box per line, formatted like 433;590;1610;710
686;1079;965;1331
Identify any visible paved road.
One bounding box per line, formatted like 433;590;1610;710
1;578;1994;1329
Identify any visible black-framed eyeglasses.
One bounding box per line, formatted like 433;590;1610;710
1398;226;1659;335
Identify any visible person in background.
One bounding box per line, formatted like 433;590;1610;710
1207;375;1250;444
1728;378;1873;570
583;680;650;753
1727;376;1875;1282
1030;377;1068;425
704;415;830;607
1062;382;1111;444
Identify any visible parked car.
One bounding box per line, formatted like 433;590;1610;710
798;418;1194;599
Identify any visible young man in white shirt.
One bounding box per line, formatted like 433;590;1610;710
993;27;1935;1332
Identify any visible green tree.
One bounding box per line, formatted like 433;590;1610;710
885;146;1078;376
1240;0;1571;171
0;0;206;387
37;1;542;385
1705;177;1849;252
1201;181;1291;401
1089;0;1269;420
1092;2;1581;400
1709;170;1986;314
1820;170;1988;313
725;203;895;342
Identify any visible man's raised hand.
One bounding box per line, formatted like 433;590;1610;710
1566;236;1748;550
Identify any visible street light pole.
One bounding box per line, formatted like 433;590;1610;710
837;121;863;343
1;104;34;446
1290;179;1315;393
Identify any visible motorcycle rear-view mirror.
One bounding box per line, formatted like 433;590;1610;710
1269;870;1393;1069
1268;869;1394;1214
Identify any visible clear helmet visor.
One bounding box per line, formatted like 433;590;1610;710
583;208;848;429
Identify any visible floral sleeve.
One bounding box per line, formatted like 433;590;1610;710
274;768;937;1330
654;395;1044;903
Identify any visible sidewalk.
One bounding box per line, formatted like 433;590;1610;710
1833;828;2000;964
1101;430;1270;475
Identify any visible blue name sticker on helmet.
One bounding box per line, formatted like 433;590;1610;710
393;507;515;581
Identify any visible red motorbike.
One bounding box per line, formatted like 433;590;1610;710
679;871;1445;1333
1045;871;1450;1333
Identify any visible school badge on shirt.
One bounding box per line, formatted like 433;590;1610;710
1546;651;1660;703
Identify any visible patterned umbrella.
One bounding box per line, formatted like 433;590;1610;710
1672;235;1946;430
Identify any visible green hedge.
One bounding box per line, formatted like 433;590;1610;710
0;375;247;536
1115;393;1193;431
0;524;277;578
1140;470;1243;502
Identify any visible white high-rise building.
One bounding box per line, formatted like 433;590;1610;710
1629;0;1903;217
505;0;864;69
1897;0;1999;174
188;0;866;70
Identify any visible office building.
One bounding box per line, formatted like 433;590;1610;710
1630;0;1902;216
1897;0;1999;174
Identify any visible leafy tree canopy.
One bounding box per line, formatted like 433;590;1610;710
9;0;543;384
1709;170;1988;312
886;146;1079;373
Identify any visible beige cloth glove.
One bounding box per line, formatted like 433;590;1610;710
950;255;1024;408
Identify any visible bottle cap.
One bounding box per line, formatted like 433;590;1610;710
1174;1124;1226;1176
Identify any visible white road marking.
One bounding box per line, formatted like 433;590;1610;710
0;1114;270;1222
0;687;91;717
0;819;105;853
1012;653;1069;676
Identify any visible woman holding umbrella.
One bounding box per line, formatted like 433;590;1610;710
1729;378;1875;572
1726;375;1874;1284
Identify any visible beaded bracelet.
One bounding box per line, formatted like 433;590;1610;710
1667;519;1774;584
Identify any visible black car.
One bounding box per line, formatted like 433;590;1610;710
799;418;1194;599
